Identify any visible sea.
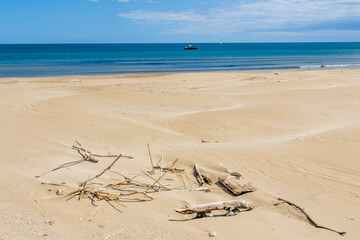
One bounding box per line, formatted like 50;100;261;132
0;42;360;78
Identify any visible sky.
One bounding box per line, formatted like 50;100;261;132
0;0;360;43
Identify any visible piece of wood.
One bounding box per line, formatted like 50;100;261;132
193;163;204;186
141;171;170;191
193;163;212;186
219;163;242;178
147;144;154;171
218;176;256;195
35;158;86;178
144;158;179;192
175;199;254;214
80;154;122;187
89;200;104;221
190;187;210;192
275;198;346;236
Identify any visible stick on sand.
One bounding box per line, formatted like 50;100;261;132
275;198;346;236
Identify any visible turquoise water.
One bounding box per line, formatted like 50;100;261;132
0;43;360;77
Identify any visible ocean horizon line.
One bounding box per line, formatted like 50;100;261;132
1;41;360;45
1;42;359;78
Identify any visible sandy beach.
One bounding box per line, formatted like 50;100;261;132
0;69;359;240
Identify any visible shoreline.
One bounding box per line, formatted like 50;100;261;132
2;67;360;80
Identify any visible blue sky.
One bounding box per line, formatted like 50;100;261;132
1;0;360;43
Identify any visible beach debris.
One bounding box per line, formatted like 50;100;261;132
201;140;219;143
147;144;155;172
193;163;212;186
190;187;211;192
175;199;254;217
89;200;104;221
37;143;189;221
55;189;63;196
209;232;217;237
218;176;256;196
218;163;242;179
79;154;122;187
35;141;133;178
274;198;346;236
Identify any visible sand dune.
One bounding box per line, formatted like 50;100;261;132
0;69;359;239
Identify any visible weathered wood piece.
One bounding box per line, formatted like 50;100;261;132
190;187;211;192
218;176;256;195
79;154;122;187
219;163;242;179
147;144;155;172
193;163;212;186
275;198;346;236
175;199;254;214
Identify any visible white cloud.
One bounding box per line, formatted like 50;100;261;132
118;0;360;34
88;0;99;2
118;0;129;2
118;10;206;22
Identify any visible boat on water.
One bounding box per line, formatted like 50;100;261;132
184;45;198;50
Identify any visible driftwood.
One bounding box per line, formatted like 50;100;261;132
35;141;132;178
79;154;122;187
193;164;212;186
219;163;242;179
38;143;191;221
275;198;346;236
147;144;155;172
175;199;254;216
190;187;210;192
218;176;256;196
144;158;179;192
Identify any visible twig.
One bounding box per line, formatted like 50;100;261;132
147;144;154;172
175;172;186;190
35;158;85;178
193;163;212;185
144;158;179;192
184;172;193;189
80;154;122;187
89;200;104;221
190;187;211;192
73;142;133;159
160;155;163;185
193;163;205;186
141;171;170;191
178;172;186;190
275;198;346;236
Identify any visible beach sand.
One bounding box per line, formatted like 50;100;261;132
0;69;359;240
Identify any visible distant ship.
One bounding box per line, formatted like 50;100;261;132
184;45;198;50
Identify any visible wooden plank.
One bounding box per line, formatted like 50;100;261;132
218;176;256;195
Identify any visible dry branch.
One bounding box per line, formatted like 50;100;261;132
89;200;104;221
147;144;155;171
218;176;256;196
275;198;346;236
193;163;212;186
175;199;254;215
80;154;122;187
144;158;179;192
36;141;132;178
190;187;210;192
141;171;170;191
193;164;204;186
35;158;87;178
